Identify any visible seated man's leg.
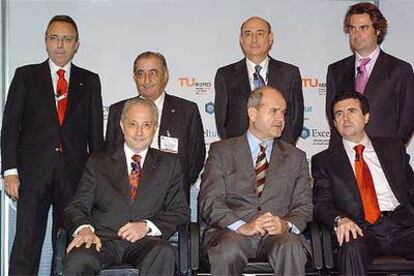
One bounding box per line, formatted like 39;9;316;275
389;222;414;259
124;237;176;275
63;242;119;275
204;229;256;276
258;233;307;276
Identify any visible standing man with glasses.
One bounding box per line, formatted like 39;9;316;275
1;15;104;275
326;2;414;146
214;16;304;144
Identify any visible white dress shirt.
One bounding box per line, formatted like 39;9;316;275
140;92;165;150
342;135;400;211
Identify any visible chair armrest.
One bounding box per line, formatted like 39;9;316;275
55;228;68;276
320;223;335;269
190;222;199;271
178;223;189;274
308;221;324;271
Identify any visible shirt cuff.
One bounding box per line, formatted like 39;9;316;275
72;224;95;237
287;221;300;235
227;220;246;232
144;220;162;236
4;168;18;177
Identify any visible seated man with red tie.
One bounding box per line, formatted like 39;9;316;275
312;91;414;275
62;98;188;275
199;86;312;275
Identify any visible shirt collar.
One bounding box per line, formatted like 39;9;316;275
49;59;71;75
246;57;269;77
343;133;373;153
124;143;149;163
355;46;380;67
247;130;273;153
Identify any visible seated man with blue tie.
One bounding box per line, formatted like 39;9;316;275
199;86;312;275
312;92;414;275
62;98;188;275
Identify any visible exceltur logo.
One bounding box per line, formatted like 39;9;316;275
177;77;212;94
205;102;214;115
301;127;311;140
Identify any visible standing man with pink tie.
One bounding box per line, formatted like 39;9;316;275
326;2;414;146
1;15;104;275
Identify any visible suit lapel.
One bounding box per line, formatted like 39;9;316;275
39;60;60;125
158;94;177;145
330;143;362;201
261;139;288;197
64;64;83;126
340;56;356;93
364;50;387;98
235;59;252;97
234;136;256;187
109;148;132;204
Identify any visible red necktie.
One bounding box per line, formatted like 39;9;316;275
354;145;381;224
255;143;268;197
56;69;68;125
129;154;142;201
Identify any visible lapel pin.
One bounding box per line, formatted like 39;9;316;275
171;109;176;113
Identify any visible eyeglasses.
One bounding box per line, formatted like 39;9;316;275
46;35;76;43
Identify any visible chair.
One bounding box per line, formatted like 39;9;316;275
320;223;414;275
55;223;192;276
190;221;325;275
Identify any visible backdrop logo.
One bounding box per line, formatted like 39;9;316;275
301;127;311;139
302;78;326;96
177;77;212;95
205;102;214;115
300;125;330;146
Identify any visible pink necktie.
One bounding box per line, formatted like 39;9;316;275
355;58;371;94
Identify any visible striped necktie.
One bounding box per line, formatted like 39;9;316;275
255;142;268;197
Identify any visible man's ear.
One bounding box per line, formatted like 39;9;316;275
248;107;257;122
364;112;370;124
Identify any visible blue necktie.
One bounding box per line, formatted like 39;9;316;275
253;65;266;89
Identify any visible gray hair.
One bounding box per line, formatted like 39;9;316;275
121;97;158;127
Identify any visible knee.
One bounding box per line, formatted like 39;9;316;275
63;247;100;274
340;237;366;255
268;233;305;257
150;240;176;260
207;237;246;264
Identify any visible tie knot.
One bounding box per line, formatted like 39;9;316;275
354;144;365;157
132;154;142;163
255;65;262;74
259;142;267;153
57;69;65;78
359;58;371;67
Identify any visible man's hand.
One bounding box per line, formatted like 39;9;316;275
261;213;289;235
4;175;20;200
66;227;102;253
118;221;148;243
335;217;364;246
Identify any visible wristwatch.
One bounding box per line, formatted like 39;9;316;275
286;221;293;232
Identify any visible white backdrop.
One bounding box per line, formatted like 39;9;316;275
1;0;413;275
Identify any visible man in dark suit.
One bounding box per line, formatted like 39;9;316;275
326;2;414;146
313;92;414;275
63;98;188;275
200;86;312;275
214;16;304;144
105;51;205;195
1;15;104;275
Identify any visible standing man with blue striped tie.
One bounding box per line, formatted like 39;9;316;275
214;16;304;144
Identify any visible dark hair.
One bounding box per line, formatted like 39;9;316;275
343;2;387;45
133;51;168;74
240;16;272;35
45;15;79;41
332;92;369;121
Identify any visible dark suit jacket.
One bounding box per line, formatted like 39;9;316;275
312;136;414;229
214;57;304;144
64;147;188;241
326;50;414;145
1;60;104;189
199;135;312;239
105;93;206;191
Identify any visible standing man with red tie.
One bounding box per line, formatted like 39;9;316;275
1;15;104;275
326;2;414;146
312;92;414;275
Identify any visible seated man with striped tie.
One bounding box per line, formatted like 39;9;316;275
62;98;188;275
312;92;414;275
199;86;312;275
